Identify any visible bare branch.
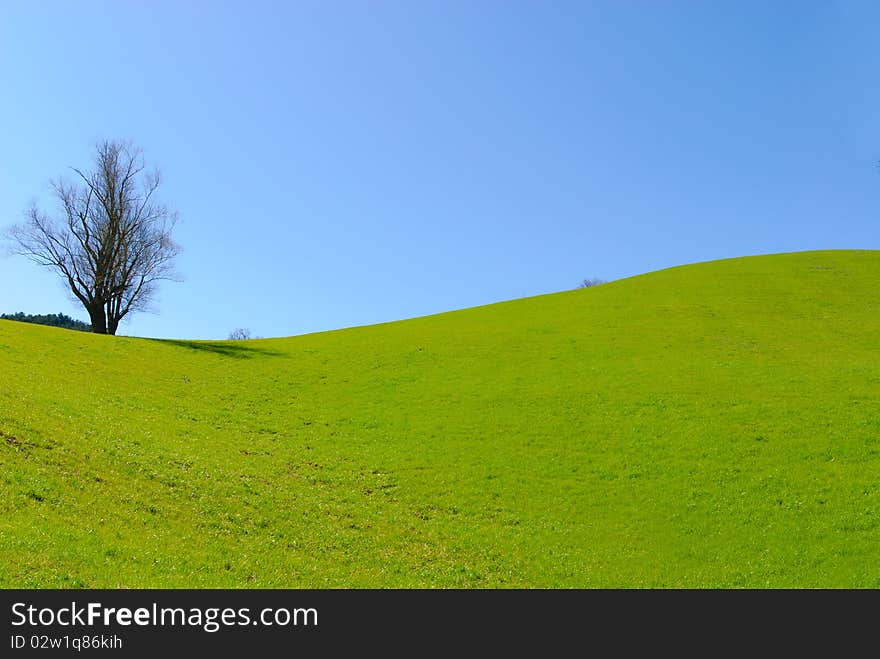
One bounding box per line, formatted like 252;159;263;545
3;139;181;335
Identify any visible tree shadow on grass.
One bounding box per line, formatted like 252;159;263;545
144;338;287;359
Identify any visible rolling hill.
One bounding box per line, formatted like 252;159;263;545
2;249;879;587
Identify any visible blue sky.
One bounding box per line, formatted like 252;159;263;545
1;1;878;340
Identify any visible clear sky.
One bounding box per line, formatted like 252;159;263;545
1;1;878;340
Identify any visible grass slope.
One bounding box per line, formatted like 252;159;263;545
2;250;879;588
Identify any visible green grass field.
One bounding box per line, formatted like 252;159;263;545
2;250;879;587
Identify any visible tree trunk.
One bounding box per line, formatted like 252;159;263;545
106;300;119;336
87;304;108;334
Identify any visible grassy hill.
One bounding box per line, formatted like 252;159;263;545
2;250;879;587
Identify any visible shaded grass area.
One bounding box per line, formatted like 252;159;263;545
1;250;879;588
143;339;287;359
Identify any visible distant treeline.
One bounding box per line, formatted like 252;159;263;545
1;312;92;332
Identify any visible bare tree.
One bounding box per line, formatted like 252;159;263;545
6;140;181;335
228;328;252;340
578;278;605;289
